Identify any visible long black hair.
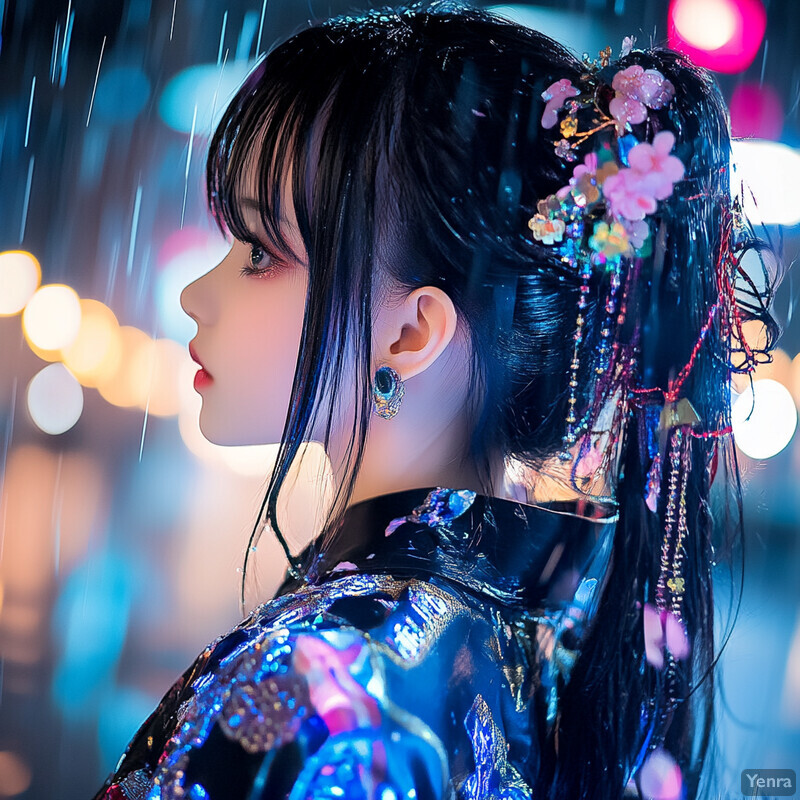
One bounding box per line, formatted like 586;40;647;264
205;4;779;798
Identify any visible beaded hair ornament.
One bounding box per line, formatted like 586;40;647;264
527;38;770;795
529;40;691;466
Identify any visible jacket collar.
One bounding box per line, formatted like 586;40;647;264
273;486;617;609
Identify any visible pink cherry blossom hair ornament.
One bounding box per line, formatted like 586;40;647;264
528;43;685;477
524;36;781;798
609;65;676;133
540;78;580;130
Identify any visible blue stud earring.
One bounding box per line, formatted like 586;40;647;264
372;365;405;419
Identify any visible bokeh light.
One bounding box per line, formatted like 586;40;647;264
97;687;160;775
0;604;46;667
26;363;84;435
789;353;800;409
218;442;278;477
0;446;61;601
22;284;82;351
672;0;738;50
638;747;683;800
96;326;153;408
731;140;800;226
485;5;608;55
0;250;41;315
26;340;66;363
783;614;800;726
130;337;187;417
0;751;32;797
157;225;211;265
0;445;107;608
158;62;253;135
61;299;123;388
56;452;108;574
0;446;60;672
668;0;767;73
93;65;151;123
732;379;798;459
51;550;133;722
730;82;784;141
750;347;793;387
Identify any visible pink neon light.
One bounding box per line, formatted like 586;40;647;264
668;0;767;74
729;82;784;140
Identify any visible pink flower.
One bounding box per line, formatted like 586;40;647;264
609;65;675;131
639;747;683;800
603;169;658;220
541;79;580;129
549;152;603;208
572;151;598;179
603;131;685;221
613;65;675;109
293;633;381;736
628;131;685;200
609;93;649;129
624;218;650;250
567;152;601;207
555;185;572;202
643;602;691;670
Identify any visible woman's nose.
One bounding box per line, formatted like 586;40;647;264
180;278;201;325
180;267;214;325
180;248;231;324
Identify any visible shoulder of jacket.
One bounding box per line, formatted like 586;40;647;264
151;605;456;799
246;571;478;639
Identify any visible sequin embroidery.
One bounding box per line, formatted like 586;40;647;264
461;694;531;800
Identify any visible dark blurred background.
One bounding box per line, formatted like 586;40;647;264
0;0;798;797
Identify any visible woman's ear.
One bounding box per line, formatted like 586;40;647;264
374;286;459;381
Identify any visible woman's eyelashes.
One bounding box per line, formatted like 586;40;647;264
239;241;280;278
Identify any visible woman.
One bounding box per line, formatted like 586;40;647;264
93;4;778;799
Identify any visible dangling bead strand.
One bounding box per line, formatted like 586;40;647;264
595;259;621;377
560;261;593;460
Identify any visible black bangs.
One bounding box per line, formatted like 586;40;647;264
205;44;337;261
202;19;400;615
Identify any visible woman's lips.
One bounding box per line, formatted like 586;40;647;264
188;342;212;377
193;368;213;390
189;341;214;390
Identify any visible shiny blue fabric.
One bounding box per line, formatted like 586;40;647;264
93;487;616;800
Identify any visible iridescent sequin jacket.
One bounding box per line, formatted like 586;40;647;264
93;486;616;800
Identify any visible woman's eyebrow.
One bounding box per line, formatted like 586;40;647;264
240;196;291;228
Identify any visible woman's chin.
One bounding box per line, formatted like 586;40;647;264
197;417;282;448
196;416;242;447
